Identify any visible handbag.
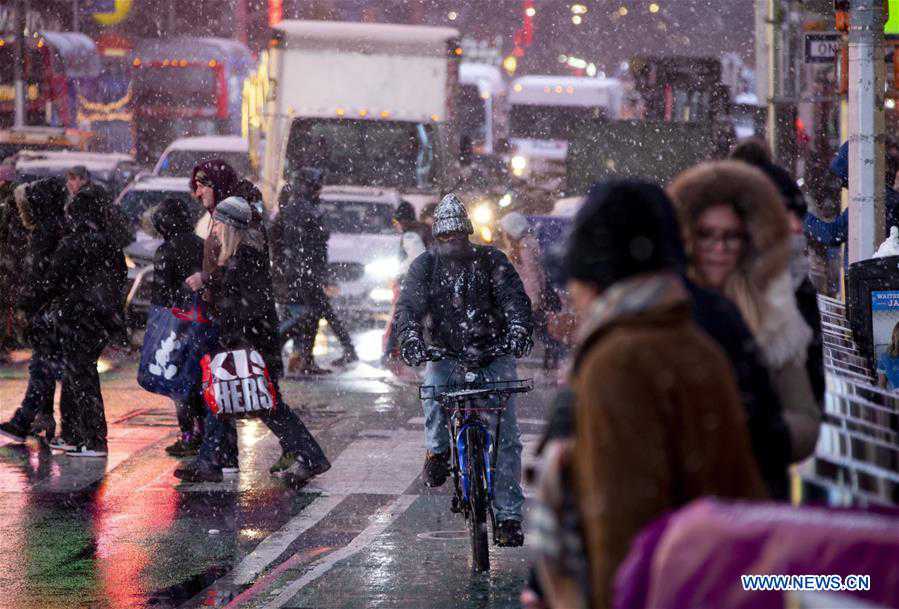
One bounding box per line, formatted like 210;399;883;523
137;295;217;401
200;346;277;418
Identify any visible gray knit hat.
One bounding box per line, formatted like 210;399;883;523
432;193;473;238
213;196;252;230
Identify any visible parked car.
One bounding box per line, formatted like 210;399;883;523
11;149;141;197
153;135;251;178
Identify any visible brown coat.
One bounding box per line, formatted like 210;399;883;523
571;304;767;609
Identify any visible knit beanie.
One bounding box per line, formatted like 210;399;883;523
213;196;252;230
565;180;682;291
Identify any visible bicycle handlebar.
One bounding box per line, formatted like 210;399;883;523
423;345;509;364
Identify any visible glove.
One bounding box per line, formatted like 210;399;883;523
400;335;427;367
505;325;533;359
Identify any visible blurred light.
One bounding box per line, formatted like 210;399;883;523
359;108;369;117
887;98;897;110
430;113;440;121
571;4;588;15
498;193;513;208
480;226;493;242
132;58;141;67
503;55;518;75
480;91;490;100
511;155;527;176
555;85;563;93
566;85;575;94
649;2;660;13
369;288;393;303
586;62;597;77
472;204;493;225
447;10;458;20
336;107;346;116
179;59;187;67
567;56;587;69
572;15;583;25
380;110;391;118
525;6;536;17
97;359;113;374
365;257;401;279
209;60;217;67
0;40;5;47
162;59;170;66
558;54;568;62
513;83;523;92
37;39;44;48
124;256;136;269
454;47;463;56
618;6;628;16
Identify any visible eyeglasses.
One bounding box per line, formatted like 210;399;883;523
696;228;747;252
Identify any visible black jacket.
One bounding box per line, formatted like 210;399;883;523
269;196;329;304
151;233;204;309
395;245;534;353
216;243;283;379
16;178;67;317
26;188;126;355
686;281;792;500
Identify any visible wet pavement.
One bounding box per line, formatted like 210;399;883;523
0;327;559;609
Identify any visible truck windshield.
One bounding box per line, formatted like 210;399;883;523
157;150;251;178
285;119;437;190
319;200;395;235
510;104;608;141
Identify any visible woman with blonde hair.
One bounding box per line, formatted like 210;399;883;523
177;196;330;483
668;161;821;462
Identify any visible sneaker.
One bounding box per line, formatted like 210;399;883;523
331;350;359;367
49;438;77;452
422;450;450;488
174;461;223;483
0;422;27;444
269;452;298;476
283;457;332;485
494;520;524;547
165;437;201;458
66;445;108;458
221;455;239;475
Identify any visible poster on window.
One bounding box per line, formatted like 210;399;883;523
871;291;899;391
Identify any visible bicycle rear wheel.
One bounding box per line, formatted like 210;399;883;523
465;426;490;572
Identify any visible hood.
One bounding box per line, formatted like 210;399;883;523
190;159;238;207
668;161;791;297
17;177;67;231
67;185;107;233
151;197;194;240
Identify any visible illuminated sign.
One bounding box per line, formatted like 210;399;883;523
92;0;132;27
269;0;283;26
889;0;899;35
0;84;40;102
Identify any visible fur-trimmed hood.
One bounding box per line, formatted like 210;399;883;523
668;161;811;366
15;177;67;232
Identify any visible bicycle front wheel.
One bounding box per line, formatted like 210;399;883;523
465;426;490;572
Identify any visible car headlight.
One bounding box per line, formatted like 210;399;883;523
498;193;513;208
471;203;493;225
365;257;401;279
511;155;528;175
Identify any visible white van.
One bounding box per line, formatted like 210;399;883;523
153;135;251;178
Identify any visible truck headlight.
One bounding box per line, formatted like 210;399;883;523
369;288;394;302
511;155;528;176
365;257;401;279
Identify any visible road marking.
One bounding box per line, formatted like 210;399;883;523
302;429;422;495
223;546;332;609
230;493;346;586
261;494;417;608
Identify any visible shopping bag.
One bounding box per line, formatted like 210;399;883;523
200;347;277;418
137;298;216;401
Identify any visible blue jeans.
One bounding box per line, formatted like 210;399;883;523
423;355;524;522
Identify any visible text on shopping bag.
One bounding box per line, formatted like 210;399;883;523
202;348;277;417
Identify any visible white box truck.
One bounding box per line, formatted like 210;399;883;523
260;20;461;211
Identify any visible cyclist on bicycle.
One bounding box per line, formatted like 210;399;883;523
395;193;534;547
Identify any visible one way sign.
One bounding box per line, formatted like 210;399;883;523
805;33;840;64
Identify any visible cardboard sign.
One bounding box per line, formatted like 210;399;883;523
201;348;276;417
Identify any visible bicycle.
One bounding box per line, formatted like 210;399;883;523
418;345;533;572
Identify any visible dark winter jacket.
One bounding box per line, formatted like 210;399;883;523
269;195;329;304
150;200;204;309
15;177;68;317
394;245;534;353
77;182;134;250
216;243;283;379
25;187;126;355
686;280;792;500
0;181;28;314
795;277;826;404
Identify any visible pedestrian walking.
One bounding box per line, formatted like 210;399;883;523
1;184;126;456
532;180;767;609
150;198;207;457
498;211;564;369
269;167;357;375
175;196;330;483
66;165;133;251
0;178;69;445
0;163;27;364
668;161;822;462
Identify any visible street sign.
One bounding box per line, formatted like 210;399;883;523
805;33;840;63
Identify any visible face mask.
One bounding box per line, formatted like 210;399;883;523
789;233;810;290
436;236;473;260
